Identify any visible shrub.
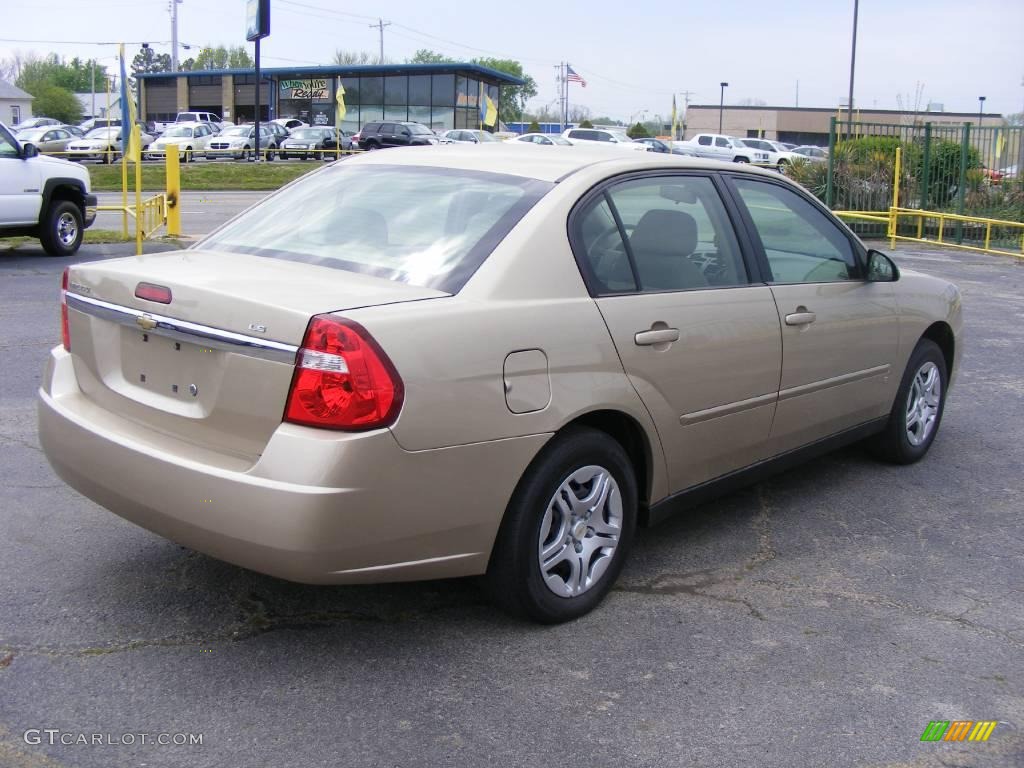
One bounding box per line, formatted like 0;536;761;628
527;119;541;133
627;121;649;139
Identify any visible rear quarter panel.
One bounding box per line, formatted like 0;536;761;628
342;172;670;503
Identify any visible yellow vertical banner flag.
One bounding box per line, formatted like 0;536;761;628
484;92;498;128
118;44;141;162
335;78;347;123
670;94;678;141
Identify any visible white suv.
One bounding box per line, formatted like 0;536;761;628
562;127;648;151
684;133;770;165
0;122;96;256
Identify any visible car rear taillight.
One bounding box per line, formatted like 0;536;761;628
283;314;403;431
61;268;70;351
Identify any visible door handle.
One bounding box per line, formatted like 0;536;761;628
785;310;817;326
634;328;680;346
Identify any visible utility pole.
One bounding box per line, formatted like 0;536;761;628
846;0;859;139
678;89;695;138
170;0;183;71
795;79;799;108
370;18;391;64
90;59;95;118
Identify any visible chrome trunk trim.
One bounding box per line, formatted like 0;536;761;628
66;292;299;364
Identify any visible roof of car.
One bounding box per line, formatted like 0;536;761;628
343;144;786;183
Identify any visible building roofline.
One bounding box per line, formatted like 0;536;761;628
688;104;1003;118
138;62;524;85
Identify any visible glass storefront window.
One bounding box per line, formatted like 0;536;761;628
361;76;383;104
340;77;359;105
408;106;431;128
456;76;470;108
430;108;454;132
384;106;408;123
409;76;430;105
432;74;455;107
359;104;384;125
384;76;407;105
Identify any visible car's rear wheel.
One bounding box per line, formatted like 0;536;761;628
734;156;750;164
869;339;947;464
485;426;637;623
39;200;83;257
241;147;251;161
103;147;116;164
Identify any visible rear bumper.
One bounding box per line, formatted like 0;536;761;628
38;348;548;584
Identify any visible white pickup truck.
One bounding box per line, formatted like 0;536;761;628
683;133;770;165
152;111;230;135
0;121;96;256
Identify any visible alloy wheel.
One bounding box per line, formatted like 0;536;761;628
905;361;941;446
538;465;622;598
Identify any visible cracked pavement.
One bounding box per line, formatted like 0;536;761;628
1;242;1022;767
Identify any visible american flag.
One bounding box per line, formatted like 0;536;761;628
566;66;587;88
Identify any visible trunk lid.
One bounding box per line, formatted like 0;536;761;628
64;250;447;464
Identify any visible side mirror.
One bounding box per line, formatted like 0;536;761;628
22;143;39;159
866;249;899;282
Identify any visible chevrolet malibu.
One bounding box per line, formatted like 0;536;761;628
38;146;961;623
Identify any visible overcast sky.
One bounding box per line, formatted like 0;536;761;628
1;0;1021;120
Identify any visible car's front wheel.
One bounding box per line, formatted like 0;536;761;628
39;200;83;257
485;426;637;623
870;338;948;464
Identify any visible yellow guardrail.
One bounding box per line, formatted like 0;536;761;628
836;208;1024;259
96;194;166;240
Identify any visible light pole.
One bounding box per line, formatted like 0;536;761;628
978;96;986;125
846;0;859;138
719;82;728;134
629;109;647;128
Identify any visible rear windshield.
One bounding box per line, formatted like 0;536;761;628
198;164;552;292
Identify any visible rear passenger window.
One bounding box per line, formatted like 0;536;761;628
574;176;748;294
698;136;711;146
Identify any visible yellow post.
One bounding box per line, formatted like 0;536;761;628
134;141;143;255
890;146;902;249
165;143;181;237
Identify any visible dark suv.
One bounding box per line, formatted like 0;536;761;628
353;121;440;150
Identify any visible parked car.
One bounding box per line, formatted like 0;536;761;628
562;127;647;151
59;124;85;138
205;125;277;161
13;116;61;131
79;118;123;134
633;137;697;156
264;120;291;149
513;133;573;146
0;121;96;256
145;122;218;162
352;121;441;150
684;133;770;164
271;118;309;131
66;127;154;163
442;129;499;144
14;126;77;155
40;146;962;623
999;164;1017;180
758;139;802;167
279;127;347;159
793;146;829;163
735;137;793;170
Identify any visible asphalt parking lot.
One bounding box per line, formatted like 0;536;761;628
0;241;1021;768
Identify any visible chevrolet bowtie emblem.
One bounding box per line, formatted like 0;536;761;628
136;315;157;331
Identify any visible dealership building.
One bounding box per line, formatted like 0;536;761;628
681;104;1004;146
137;63;520;134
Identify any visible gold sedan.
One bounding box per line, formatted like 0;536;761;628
38;146;962;623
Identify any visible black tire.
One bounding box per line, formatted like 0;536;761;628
365;141;378;151
484;426;638;623
241;147;251;161
39;200;83;257
265;145;275;161
183;147;192;163
103;147;116;164
734;156;750;164
869;339;948;464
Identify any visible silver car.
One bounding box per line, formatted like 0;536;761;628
205;125;277;161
